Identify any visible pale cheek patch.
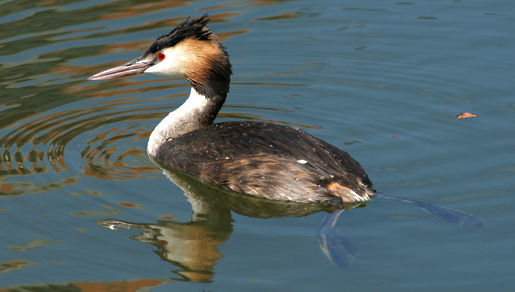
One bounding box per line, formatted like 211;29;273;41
144;47;190;76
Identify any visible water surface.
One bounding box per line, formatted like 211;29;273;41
1;0;514;291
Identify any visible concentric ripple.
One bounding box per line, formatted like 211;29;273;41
0;95;160;180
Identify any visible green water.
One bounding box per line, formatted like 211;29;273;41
1;0;514;290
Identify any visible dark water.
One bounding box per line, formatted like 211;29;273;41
1;0;514;290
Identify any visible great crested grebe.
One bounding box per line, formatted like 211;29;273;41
89;15;375;207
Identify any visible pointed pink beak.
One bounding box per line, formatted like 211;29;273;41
88;60;153;80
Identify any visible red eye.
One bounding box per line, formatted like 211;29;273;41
157;52;165;61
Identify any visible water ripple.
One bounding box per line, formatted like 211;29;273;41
0;95;159;180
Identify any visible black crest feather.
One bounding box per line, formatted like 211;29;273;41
142;14;231;99
146;14;212;54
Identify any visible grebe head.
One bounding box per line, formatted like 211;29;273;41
89;14;231;97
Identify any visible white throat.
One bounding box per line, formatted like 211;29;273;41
147;87;210;157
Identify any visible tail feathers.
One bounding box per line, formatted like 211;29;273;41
325;182;373;204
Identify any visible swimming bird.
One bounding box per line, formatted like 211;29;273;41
88;15;375;207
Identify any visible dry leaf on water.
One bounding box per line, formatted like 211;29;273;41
456;112;478;120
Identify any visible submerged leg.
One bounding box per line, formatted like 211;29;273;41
317;210;358;268
377;193;483;227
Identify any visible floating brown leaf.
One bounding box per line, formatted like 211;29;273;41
456;112;478;119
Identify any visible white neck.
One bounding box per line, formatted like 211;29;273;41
147;87;211;157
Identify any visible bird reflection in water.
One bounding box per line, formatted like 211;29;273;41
98;166;483;281
98;164;363;282
100;217;230;282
